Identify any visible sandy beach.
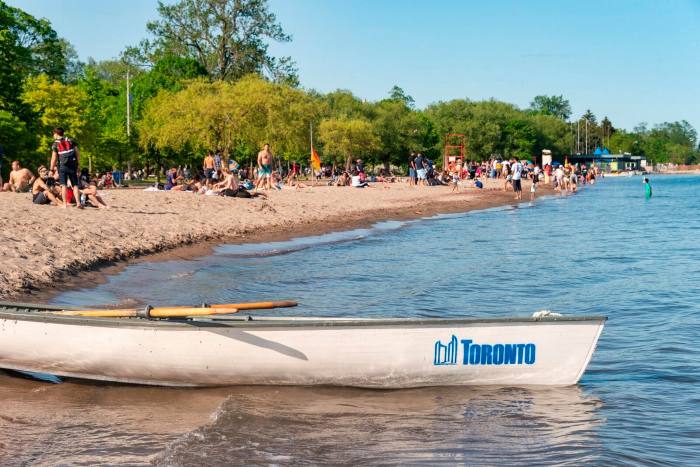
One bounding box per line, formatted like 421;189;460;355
0;179;546;300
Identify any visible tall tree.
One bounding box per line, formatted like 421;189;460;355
388;85;415;108
143;0;297;84
0;2;67;113
138;75;316;165
21;74;91;163
318;118;379;170
529;95;571;120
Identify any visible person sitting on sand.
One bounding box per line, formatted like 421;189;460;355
78;175;110;208
213;168;238;193
351;169;370;188
98;172;115;189
286;160;300;185
335;171;351;187
31;166;60;205
165;167;186;191
2;161;35;192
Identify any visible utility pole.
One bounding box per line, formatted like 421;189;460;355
577;120;580;154
126;70;131;139
126;70;132;177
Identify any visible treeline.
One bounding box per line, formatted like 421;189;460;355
1;0;698;176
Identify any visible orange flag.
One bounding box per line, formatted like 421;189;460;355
311;146;321;171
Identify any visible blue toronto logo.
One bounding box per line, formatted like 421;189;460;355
433;335;536;366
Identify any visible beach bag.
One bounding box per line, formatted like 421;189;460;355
56;138;77;166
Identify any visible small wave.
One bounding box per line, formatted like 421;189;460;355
214;220;410;258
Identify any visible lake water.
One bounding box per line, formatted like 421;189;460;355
2;175;699;465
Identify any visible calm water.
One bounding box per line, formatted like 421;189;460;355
2;175;699;465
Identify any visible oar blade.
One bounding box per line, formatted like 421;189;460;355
210;300;297;310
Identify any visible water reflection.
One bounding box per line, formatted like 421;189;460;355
157;386;602;465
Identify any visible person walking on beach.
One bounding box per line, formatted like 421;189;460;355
50;128;82;208
511;158;523;200
256;143;273;191
643;177;652;198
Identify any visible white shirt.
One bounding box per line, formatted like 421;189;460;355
512;162;523;180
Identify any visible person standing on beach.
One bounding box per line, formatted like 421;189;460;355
50;128;82;208
414;152;427;187
203;152;215;181
511;158;523;200
202;152;214;181
408;152;417;185
256;143;273;190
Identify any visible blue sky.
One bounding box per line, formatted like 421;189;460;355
10;0;700;132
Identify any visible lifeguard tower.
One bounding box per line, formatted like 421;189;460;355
444;134;465;171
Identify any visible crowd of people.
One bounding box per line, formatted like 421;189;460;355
1;128;109;208
1;128;604;208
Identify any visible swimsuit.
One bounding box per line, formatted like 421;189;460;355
260;164;272;176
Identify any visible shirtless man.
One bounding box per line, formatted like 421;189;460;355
255;143;273;190
2;161;35;192
203;152;215;181
31;166;60;205
213;169;239;194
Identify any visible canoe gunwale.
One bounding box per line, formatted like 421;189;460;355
0;302;607;330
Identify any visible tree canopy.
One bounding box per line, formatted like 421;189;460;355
529;95;571;120
142;0;297;84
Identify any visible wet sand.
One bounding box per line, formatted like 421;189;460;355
0;179;548;300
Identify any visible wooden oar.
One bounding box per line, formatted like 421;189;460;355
47;300;297;319
207;300;297;310
49;306;239;318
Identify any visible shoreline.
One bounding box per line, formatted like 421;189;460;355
3;180;558;303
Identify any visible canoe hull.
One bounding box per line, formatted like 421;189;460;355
0;306;605;388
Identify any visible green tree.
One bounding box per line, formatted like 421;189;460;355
323;90;371;119
527;113;571;159
139;75;317;168
21;74;91;164
0;109;35;171
529;95;571;120
504;120;536;159
142;0;297;84
388;85;415;108
318;118;379;170
0;2;67;114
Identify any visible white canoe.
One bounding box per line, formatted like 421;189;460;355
0;303;605;388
